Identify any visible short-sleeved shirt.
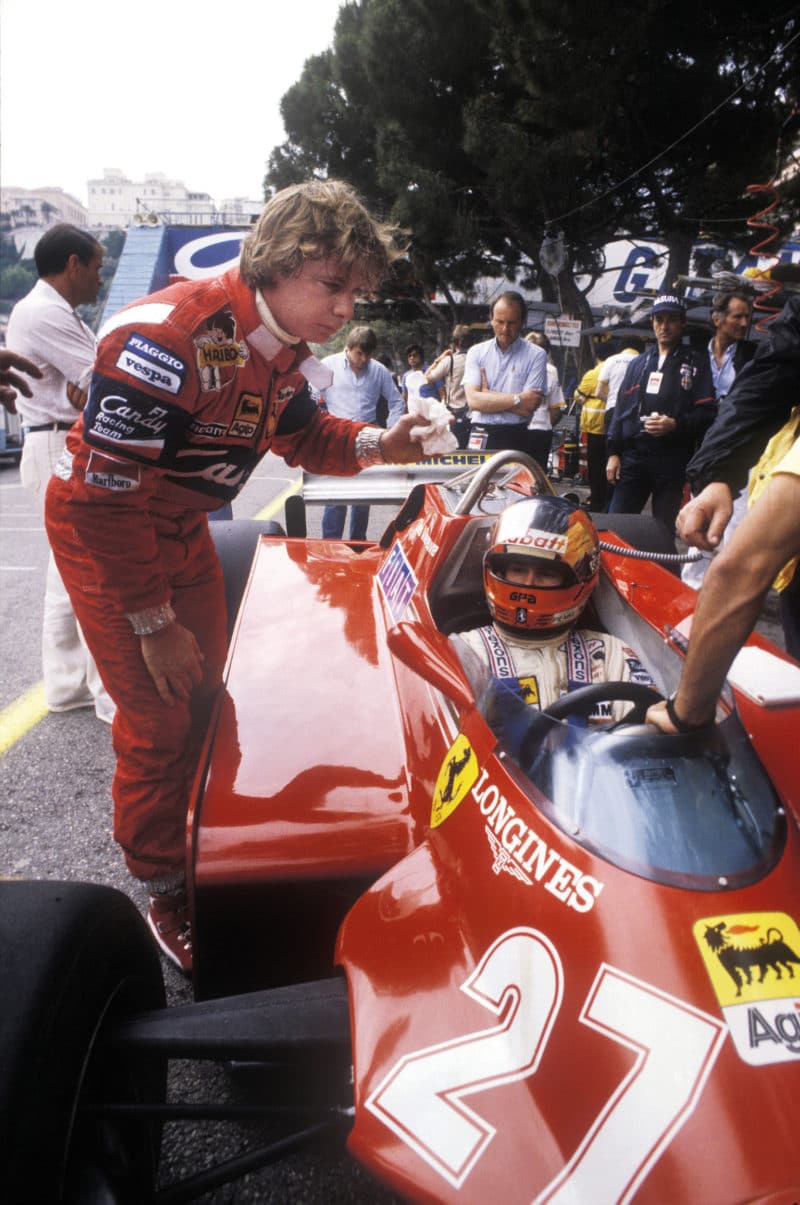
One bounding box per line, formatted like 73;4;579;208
6;278;97;426
749;409;800;591
597;348;640;413
463;336;546;426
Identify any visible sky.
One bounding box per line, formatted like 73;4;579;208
0;0;345;206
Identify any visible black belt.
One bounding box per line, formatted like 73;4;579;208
24;422;74;433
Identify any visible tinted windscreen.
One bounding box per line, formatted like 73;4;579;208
478;680;785;890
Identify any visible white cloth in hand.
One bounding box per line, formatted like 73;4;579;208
407;394;458;455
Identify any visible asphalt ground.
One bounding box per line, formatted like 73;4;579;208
0;451;403;1204
0;450;785;1202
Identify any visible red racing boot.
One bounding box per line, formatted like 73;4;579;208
146;891;192;974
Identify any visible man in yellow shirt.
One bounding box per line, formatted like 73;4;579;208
576;344;612;510
647;427;799;733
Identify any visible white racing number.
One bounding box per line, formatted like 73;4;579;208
366;928;726;1202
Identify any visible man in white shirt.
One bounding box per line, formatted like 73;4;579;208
320;325;404;539
6;224;114;721
524;331;565;470
463;292;547;454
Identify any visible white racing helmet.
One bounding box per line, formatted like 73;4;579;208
484;496;600;635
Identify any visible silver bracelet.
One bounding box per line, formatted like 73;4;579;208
355;426;387;468
126;602;176;636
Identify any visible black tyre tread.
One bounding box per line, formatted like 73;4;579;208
0;880;165;1203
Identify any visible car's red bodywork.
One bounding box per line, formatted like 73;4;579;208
188;463;800;1203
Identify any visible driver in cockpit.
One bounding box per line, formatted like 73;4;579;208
453;496;652;723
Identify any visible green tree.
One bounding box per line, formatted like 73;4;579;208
0;263;35;303
266;0;798;358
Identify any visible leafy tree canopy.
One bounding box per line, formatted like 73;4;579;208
266;0;799;329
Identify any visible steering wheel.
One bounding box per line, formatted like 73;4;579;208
452;450;556;514
543;682;664;725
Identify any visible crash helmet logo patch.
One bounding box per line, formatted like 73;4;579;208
431;735;479;828
194;308;249;392
693;911;800;1065
515;606;527;626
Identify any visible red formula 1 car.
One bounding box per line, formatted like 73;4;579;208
2;453;798;1203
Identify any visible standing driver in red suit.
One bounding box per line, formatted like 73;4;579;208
46;180;435;972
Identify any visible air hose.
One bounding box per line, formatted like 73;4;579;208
598;540;706;566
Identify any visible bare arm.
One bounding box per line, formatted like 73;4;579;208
464;378;543;416
647;471;800;731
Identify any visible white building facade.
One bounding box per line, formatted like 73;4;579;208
87;168;258;228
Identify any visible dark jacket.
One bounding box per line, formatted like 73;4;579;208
693;338;757;406
606;343;715;461
687;296;800;493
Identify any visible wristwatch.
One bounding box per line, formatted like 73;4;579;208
512;394;522;410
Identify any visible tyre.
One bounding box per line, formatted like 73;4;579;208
210;519;286;641
592;512;677;556
0;880;166;1204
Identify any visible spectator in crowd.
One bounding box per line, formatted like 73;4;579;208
606;295;715;530
401;343;428;409
676;293;800;658
575;344;612;510
524;331;565;471
0;348;41;410
6;224;115;723
592;337;644;510
679;292;756;592
453;495;652;725
681;289;755;589
701;289;755;402
425;324;471;448
319;325;404;540
463;292;547;454
44;180;435;972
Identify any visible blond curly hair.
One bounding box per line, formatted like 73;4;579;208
240;180;405;291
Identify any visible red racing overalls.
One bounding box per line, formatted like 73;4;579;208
46;268;365;882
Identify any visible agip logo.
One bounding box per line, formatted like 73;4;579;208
693;911;800;1065
430;735;479;829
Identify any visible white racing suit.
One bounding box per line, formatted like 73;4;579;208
456;625;653;724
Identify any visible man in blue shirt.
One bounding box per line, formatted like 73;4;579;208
320;326;404;539
462;291;547;454
699;289;755;402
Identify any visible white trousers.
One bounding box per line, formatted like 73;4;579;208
21;430;115;723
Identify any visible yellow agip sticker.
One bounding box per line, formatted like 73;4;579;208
693;911;800;1065
430;735;479;829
